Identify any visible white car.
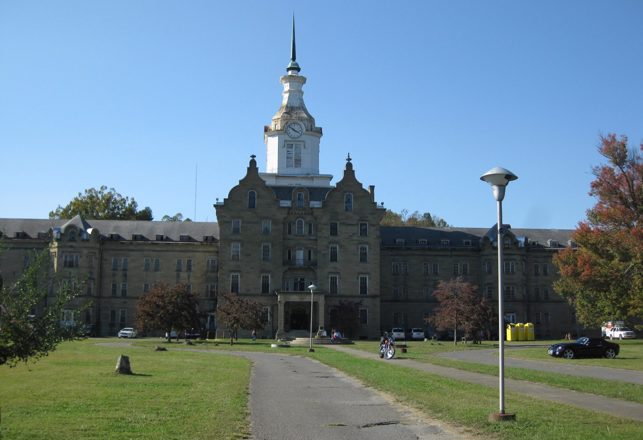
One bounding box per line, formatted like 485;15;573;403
411;328;425;340
391;328;405;340
118;327;137;338
608;327;636;339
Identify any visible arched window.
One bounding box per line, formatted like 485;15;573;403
248;191;256;209
344;193;353;212
296;192;305;208
295;218;305;235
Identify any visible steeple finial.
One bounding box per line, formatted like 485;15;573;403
286;15;301;74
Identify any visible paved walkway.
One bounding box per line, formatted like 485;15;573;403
235;351;473;440
440;347;643;384
329;345;643;422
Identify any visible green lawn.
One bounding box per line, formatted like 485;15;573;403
0;339;250;440
307;347;643;440
346;339;643;403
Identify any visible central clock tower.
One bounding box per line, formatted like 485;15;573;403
261;18;332;187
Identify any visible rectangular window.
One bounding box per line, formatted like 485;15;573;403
485;285;494;299
453;263;459;276
504;261;515;274
231;243;241;261
330;222;338;236
543;288;550;300
533;287;540;300
484;260;492;274
143;283;150;293
295;248;304;266
534;264;540;276
144;257;151;271
504;285;516;300
186;259;192;272
119;309;126;326
261;274;270;294
176;259;183;272
111;257;119;271
329;245;338;262
232;219;241;234
121;283;127;297
154;258;160;272
109;310;116;324
285;142;302;168
359;308;368;325
359;275;368;295
122;257;128;271
86;280;94;296
423;262;430;275
392;262;399;275
461;262;469;275
308;222;314;236
543;263;549;276
359;222;368;237
261;219;272;234
207;258;217;272
432;263;439;275
329;274;339;294
207;282;218;298
262;243;271;261
63;253;80;268
359;245;368;263
230;273;240;294
111;283;117;297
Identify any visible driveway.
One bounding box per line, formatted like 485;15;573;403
439;347;643;384
236;352;473;440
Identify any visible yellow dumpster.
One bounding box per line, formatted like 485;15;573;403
516;323;525;341
525;323;535;341
506;324;517;341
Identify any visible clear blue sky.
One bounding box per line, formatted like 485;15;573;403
1;1;642;229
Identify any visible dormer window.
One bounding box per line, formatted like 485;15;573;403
296;192;305;208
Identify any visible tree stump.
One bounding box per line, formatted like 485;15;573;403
115;355;133;374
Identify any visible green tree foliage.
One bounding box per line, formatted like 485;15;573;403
554;134;642;327
161;213;192;222
380;209;449;227
0;249;84;366
136;283;201;342
49;186;153;220
328;300;362;339
427;277;495;344
215;293;267;345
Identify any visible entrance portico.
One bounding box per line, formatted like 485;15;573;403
276;292;325;336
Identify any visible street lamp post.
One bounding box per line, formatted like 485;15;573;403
308;283;317;352
481;167;518;422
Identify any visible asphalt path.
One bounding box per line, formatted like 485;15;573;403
439;347;643;384
235;351;473;440
329;345;643;422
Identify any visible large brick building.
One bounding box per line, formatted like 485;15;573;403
0;27;577;339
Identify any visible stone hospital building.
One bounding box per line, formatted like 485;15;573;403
0;30;577;340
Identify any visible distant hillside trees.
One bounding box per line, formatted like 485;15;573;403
381;209;449;227
49;186;153;220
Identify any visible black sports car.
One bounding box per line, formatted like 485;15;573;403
548;337;619;359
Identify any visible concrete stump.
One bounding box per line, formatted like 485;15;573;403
115;355;133;374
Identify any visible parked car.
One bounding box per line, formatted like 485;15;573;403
548;337;619;359
184;329;201;339
165;330;179;340
117;327;137;338
390;328;405;340
410;328;425;340
606;326;636;340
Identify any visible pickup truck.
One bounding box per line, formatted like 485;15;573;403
606;326;636;340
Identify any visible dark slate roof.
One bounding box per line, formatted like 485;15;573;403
381;225;574;249
0;217;219;242
269;186;332;202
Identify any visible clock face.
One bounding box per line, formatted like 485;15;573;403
285;122;303;139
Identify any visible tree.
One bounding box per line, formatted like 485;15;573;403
161;213;192;222
427;277;494;344
554;134;642;328
380;209;449;227
136;283;201;342
0;249;84;366
49;186;153;220
215;293;267;345
328;300;362;338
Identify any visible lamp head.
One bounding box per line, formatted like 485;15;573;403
308;284;317;291
480;167;518;201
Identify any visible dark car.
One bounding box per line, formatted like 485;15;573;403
548;337;619;359
184;329;201;340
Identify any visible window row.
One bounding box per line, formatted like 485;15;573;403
228;273;369;296
231;243;369;263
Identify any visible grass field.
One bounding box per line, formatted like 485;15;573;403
345;339;643;403
0;339;250;440
1;337;641;440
